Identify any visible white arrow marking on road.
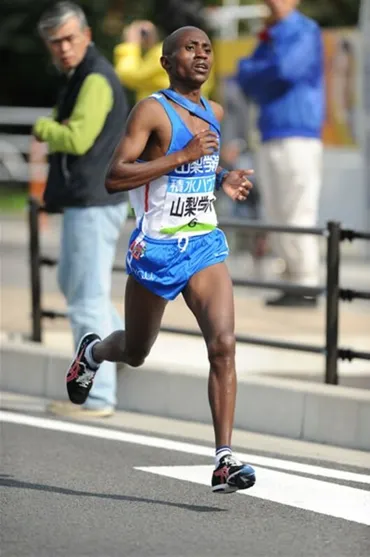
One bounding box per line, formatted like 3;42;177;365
1;410;370;526
136;465;370;526
1;411;369;485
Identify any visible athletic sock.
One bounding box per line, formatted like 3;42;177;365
215;445;232;466
84;340;101;370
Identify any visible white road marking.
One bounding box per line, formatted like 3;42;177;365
1;410;370;525
1;411;369;484
136;465;370;526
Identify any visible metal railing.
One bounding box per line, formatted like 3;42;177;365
28;197;370;385
0;106;50;182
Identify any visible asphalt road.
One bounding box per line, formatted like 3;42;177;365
1;401;370;557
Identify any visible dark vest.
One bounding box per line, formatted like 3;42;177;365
44;44;128;211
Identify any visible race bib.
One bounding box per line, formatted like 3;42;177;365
160;155;219;235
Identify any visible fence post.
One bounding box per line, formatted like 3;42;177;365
28;197;42;342
325;221;341;385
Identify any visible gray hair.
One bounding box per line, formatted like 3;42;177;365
38;1;88;38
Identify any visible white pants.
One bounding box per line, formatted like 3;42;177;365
257;137;323;286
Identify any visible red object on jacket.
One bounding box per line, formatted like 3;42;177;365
258;28;270;42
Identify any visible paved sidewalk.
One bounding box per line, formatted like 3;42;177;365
1;212;370;381
2;285;370;385
1;283;369;338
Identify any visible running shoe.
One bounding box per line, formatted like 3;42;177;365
212;454;256;493
66;332;101;405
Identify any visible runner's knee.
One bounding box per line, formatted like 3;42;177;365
207;332;235;368
124;346;151;368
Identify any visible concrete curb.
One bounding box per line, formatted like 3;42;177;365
1;340;369;451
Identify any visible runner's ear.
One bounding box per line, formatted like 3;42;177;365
160;55;171;73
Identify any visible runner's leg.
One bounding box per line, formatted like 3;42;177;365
93;275;168;367
182;262;236;448
66;275;167;405
182;261;255;493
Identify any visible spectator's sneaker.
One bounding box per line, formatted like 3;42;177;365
66;333;101;405
47;401;114;419
212;454;256;493
265;293;318;308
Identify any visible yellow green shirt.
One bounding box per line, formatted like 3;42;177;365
33;73;113;155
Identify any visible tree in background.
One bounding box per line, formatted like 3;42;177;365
300;0;360;28
0;0;361;107
0;0;119;106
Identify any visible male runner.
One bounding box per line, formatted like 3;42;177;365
66;26;256;494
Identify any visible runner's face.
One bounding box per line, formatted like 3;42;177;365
167;30;213;85
44;16;91;72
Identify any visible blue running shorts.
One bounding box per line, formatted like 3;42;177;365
126;228;229;300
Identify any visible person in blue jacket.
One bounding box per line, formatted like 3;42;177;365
236;0;325;307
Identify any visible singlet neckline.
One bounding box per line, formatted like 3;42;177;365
137;93;216;162
164;95;212;138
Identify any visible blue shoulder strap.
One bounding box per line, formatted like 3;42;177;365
159;88;221;135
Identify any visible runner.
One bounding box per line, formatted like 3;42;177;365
66;26;256;493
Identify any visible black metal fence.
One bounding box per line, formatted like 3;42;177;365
28;197;370;385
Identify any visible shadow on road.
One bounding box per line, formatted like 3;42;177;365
0;475;226;513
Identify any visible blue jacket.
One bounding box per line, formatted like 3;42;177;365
236;11;325;142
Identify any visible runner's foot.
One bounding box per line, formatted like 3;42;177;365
66;333;101;405
212;454;256;493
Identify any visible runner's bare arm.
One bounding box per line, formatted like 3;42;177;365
209;100;224;123
208;100;228;176
106;99;219;192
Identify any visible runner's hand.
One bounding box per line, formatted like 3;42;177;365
222;169;254;201
181;130;219;163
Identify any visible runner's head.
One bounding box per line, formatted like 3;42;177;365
161;27;213;87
